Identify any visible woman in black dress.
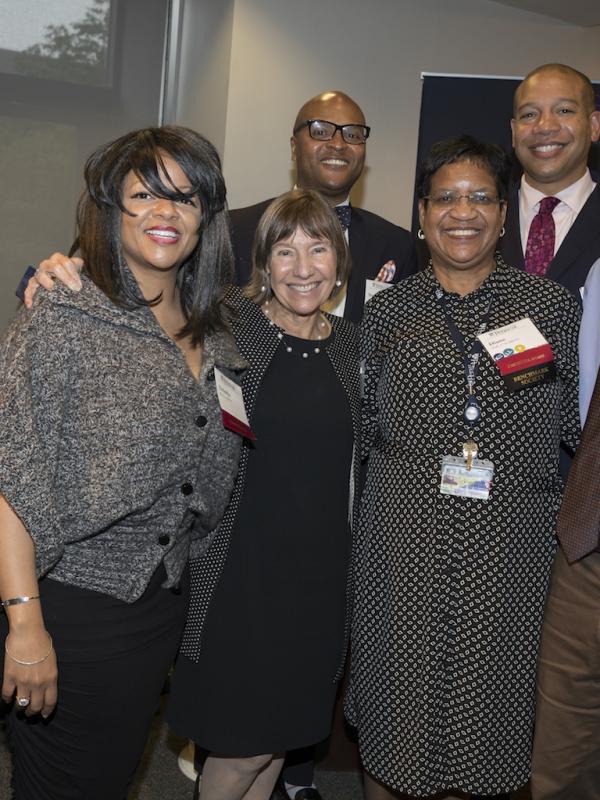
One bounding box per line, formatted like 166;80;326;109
168;189;361;800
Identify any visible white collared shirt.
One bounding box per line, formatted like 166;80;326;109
518;170;596;256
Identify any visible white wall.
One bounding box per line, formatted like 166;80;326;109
170;0;235;156
198;0;600;228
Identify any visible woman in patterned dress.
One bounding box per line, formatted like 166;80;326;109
346;136;580;800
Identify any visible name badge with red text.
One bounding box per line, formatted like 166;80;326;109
478;318;556;393
214;368;256;440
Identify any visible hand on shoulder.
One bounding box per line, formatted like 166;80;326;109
23;253;84;309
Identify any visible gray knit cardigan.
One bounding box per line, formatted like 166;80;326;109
0;276;246;602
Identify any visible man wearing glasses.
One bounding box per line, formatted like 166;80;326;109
230;90;418;323
222;92;416;800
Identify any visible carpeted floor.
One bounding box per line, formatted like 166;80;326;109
1;704;531;800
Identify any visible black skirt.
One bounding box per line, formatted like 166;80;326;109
1;564;189;800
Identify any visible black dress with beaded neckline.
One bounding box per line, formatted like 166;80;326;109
169;327;353;754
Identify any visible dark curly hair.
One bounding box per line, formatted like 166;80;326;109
417;135;511;203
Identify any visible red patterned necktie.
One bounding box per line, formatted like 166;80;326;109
524;196;560;276
556;368;600;563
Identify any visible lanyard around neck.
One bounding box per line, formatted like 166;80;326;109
435;288;494;426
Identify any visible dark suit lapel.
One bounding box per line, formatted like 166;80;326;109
346;209;368;322
548;185;600;285
501;187;525;270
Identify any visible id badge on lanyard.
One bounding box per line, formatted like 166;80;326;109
436;288;495;500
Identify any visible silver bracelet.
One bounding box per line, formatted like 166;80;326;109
5;634;53;666
1;595;40;609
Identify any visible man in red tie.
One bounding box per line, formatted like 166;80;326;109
500;65;600;799
529;263;600;797
499;63;600;298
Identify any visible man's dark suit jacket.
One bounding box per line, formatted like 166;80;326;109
499;183;600;301
499;181;600;476
229;198;418;323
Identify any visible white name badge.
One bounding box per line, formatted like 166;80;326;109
440;456;494;500
214;367;255;440
477;317;547;360
364;278;393;304
321;286;346;318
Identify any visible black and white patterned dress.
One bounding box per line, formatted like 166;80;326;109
345;259;580;795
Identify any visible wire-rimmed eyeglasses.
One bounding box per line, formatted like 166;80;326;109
423;191;503;208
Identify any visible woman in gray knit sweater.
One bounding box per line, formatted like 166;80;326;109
20;189;362;800
0;126;244;799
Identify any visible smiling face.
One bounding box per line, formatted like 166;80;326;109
268;227;337;327
291;92;366;206
120;154;202;282
511;67;600;194
419;159;506;285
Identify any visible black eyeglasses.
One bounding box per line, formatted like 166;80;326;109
293;119;371;144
